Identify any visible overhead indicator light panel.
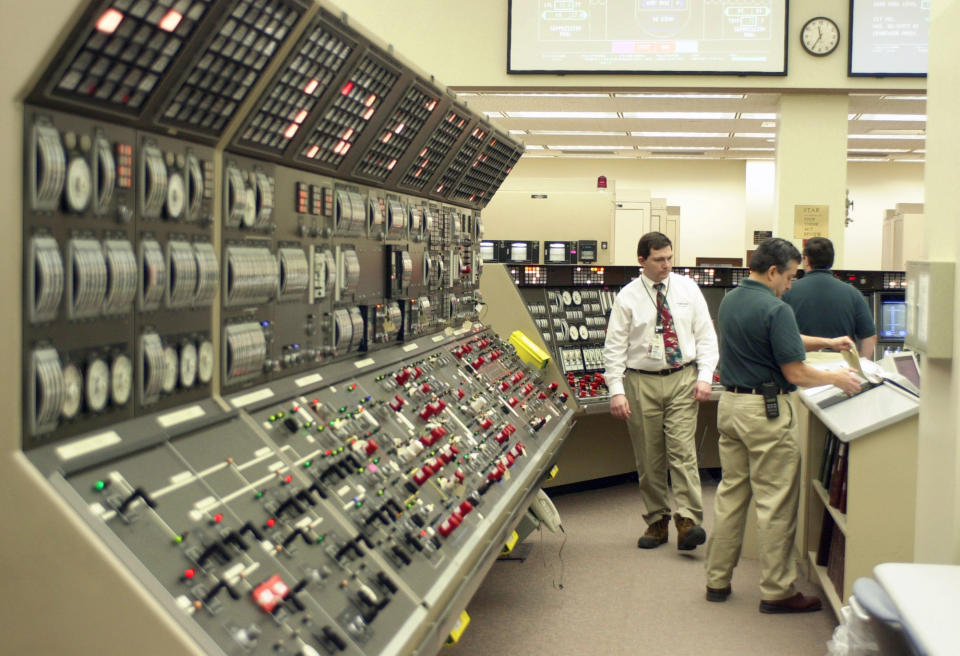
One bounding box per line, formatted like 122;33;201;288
400;108;468;191
355;83;439;181
236;16;354;152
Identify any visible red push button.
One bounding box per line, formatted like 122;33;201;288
252;575;290;613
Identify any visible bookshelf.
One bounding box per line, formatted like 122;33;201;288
797;402;919;617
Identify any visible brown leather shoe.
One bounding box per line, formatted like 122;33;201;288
759;593;823;614
637;516;670;549
675;514;706;551
706;585;732;602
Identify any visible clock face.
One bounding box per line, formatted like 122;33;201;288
801;17;840;56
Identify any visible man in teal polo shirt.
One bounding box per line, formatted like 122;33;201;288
783;237;877;358
704;238;862;614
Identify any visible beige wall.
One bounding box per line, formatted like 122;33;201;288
847;163;925;270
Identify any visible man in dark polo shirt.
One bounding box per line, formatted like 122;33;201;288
704;238;862;614
783;237;878;358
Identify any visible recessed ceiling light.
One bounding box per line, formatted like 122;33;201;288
508;129;526;135
646;154;710;159
550;144;634;150
615;93;744;99
622;112;737;119
529;130;627;136
484;111;504;118
880;95;926;101
505;111;621;119
630;131;728;138
741;113;776;120
734;133;776;138
480;92;611;98
847;157;889;162
728;147;775;151
645;145;724;151
846;147;911;153
761;121;777;128
859;114;927;121
524;144;545;149
852;133;925;139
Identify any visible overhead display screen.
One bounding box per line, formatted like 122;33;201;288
849;0;929;77
508;0;788;75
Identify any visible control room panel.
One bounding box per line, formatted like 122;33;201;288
15;2;570;655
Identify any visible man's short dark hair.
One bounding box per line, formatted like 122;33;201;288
637;232;672;259
803;237;835;269
749;238;802;274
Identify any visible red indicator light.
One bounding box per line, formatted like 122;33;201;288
266;518;276;527
333;140;347;154
364;93;377;107
436;184;444;192
159;9;182;32
306;145;319;158
341;81;354;95
284;123;298;139
381;132;392;143
394;122;405;134
414;169;422;178
294;109;308;124
448;114;456;122
341;128;354;140
420;147;428;157
213;513;223;523
341;142;351;155
184;568;196;580
362;107;375;120
426;100;437;111
387;159;397;170
96;8;124;33
304;78;319;95
252;574;290;613
284;475;293;484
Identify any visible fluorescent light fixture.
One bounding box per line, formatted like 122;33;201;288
484;111;504;118
524;144;545;149
734;133;776;138
521;153;558;158
859;114;927;121
880;95;926;101
630;131;728;138
505;111;620;119
866;129;925;135
622;112;736;119
761;121;776;128
645;145;724;151
615;93;744;99
848;157;888;162
551;144;634;150
851;133;925;140
728;147;775;151
846;147;911;153
508;129;526;135
529;130;628;136
848;114;859;120
740;113;776;120
479;92;611;98
646;155;710;159
726;155;775;160
915;149;926;153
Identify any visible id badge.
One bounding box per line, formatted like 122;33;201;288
647;334;665;361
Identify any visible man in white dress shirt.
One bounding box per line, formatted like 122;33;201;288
603;232;719;550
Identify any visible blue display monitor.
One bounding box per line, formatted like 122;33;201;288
878;294;907;340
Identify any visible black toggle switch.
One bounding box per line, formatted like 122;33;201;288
391;545;411;566
222;531;248;552
203;579;240;604
283;417;299;433
238;522;264;541
282;528;314;549
322;627;347;652
377;571;398;594
276;497;306;519
118;487;157;514
295;489;317;506
307;481;328;499
197;542;232;567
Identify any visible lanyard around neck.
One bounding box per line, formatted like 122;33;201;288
642;275;669;333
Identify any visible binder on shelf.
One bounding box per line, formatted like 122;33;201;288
826;528;846;598
828;442;848;509
816;510;834;567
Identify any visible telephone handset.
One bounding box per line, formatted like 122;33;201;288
530;489;562;533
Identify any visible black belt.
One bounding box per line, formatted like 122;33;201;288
628;361;695;376
724;386;789;395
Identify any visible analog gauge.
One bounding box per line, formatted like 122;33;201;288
61;363;82;419
85;358;109;412
166;171;185;219
65;156;92;213
94;136;116;210
111;354;132;406
572;290;582;305
568;325;579;341
561;291;572;306
179;341;198;388
197;340;214;384
162;345;178;393
579;324;589;340
186;154;203;221
241;186;256;227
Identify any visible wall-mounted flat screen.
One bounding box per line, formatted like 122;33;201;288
849;0;930;76
480;241;498;262
510;242;529;262
508;0;788;75
878;294;907;339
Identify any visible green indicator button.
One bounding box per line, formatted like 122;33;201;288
256;491;264;499
174;535;183;544
316;535;325;543
304;461;312;468
269;415;277;422
94;480;106;491
378;489;385;496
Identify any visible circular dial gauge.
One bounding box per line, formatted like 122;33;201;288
561;291;572;306
85;358;109;412
111;354;132;406
179;342;198;388
571;290;582;305
162;346;178;393
61;363;82;419
166;171;185;219
801;16;840;56
568;325;579;341
65;157;92;213
197;340;214;384
579;324;589;340
241;186;256;227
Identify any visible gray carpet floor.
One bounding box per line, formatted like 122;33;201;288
444;480;837;656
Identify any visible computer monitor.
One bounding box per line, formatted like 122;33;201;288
480;241;497;262
892;352;921;390
878;295;907;339
509;242;528;262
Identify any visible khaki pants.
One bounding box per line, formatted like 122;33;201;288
705;391;800;600
623;366;703;525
